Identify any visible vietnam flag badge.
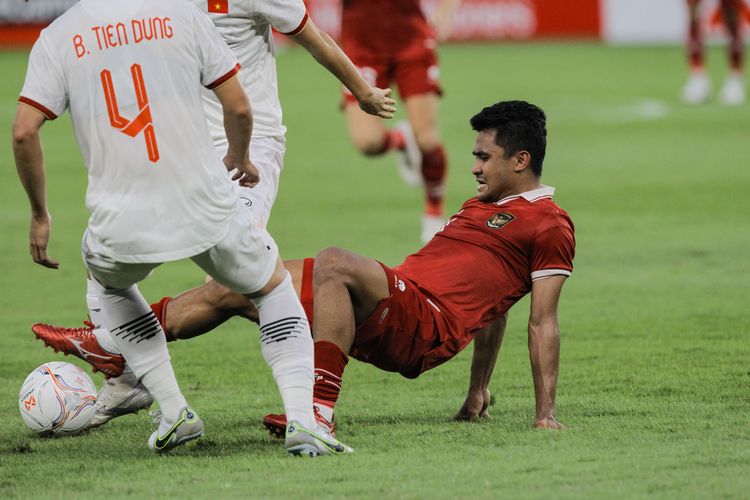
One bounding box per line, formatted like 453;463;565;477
208;0;228;14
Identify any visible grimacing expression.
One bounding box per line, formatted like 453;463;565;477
471;130;517;203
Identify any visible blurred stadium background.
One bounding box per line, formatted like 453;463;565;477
1;0;748;498
0;0;742;45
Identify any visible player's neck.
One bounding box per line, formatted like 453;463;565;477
494;179;542;202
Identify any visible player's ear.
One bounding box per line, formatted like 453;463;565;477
513;150;531;172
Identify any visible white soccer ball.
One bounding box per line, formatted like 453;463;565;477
18;362;97;435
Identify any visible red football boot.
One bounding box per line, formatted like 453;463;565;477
263;406;336;439
31;321;125;378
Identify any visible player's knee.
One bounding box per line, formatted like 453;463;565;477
313;247;356;285
413;128;442;154
352;136;388;156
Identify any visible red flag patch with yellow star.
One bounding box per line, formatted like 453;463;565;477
208;0;228;14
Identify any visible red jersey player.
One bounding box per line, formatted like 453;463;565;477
682;0;746;105
340;0;462;243
269;100;575;432
34;101;575;434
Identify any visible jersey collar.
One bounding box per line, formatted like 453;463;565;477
494;185;555;206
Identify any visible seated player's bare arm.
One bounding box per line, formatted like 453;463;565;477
455;314;507;421
527;275;567;429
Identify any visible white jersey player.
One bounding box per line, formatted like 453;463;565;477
28;0;396;433
13;0;351;456
197;0;396;227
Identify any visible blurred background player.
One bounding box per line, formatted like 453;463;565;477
682;0;746;105
14;0;352;455
340;0;463;243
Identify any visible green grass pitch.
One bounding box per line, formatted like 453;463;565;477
1;42;749;498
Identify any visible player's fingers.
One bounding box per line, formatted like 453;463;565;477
383;87;392;97
34;246;59;269
378;111;395;119
39;257;60;269
238;174;259;188
30;243;41;263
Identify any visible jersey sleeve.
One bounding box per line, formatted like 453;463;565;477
530;216;575;281
256;0;309;35
190;5;240;89
18;31;67;120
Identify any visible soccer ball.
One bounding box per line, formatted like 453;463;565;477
18;362;97;435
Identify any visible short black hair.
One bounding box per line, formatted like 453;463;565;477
470;100;547;176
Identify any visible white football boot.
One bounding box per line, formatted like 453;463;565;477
88;369;153;428
148;406;204;452
394;121;423;187
719;73;746;105
285;420;353;457
682;71;711;105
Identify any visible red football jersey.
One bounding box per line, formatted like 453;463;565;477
341;0;435;59
395;186;576;372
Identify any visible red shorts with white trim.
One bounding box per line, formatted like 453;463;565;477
349;263;448;379
341;46;442;104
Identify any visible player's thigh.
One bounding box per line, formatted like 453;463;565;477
343;103;389;154
341;58;391;153
404;92;442;152
314;247;389;323
191;202;279;295
81;230;159;289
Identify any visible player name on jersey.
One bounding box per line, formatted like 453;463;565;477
73;17;173;59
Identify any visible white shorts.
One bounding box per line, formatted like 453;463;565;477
215;135;285;228
83;200;279;294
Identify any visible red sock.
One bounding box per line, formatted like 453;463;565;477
313;341;348;413
386;129;406;151
300;257;315;328
421;144;446;216
723;0;744;71
149;297;174;341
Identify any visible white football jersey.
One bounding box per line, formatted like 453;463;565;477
194;0;308;141
19;0;241;263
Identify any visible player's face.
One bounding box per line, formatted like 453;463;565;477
471;130;516;203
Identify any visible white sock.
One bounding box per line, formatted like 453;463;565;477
93;327;120;355
141;361;187;425
91;278;186;422
87;277;121;355
252;273;315;429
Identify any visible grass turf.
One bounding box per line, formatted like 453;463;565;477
1;42;749;498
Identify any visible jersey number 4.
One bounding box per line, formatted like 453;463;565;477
100;64;159;163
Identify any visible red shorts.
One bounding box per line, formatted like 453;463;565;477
341;45;442;104
349;263;448;379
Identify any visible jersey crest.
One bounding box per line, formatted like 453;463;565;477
485;212;515;229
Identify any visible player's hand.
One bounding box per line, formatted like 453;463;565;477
29;213;59;269
454;387;491;421
358;87;396;119
224;154;260;188
535;417;564;430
